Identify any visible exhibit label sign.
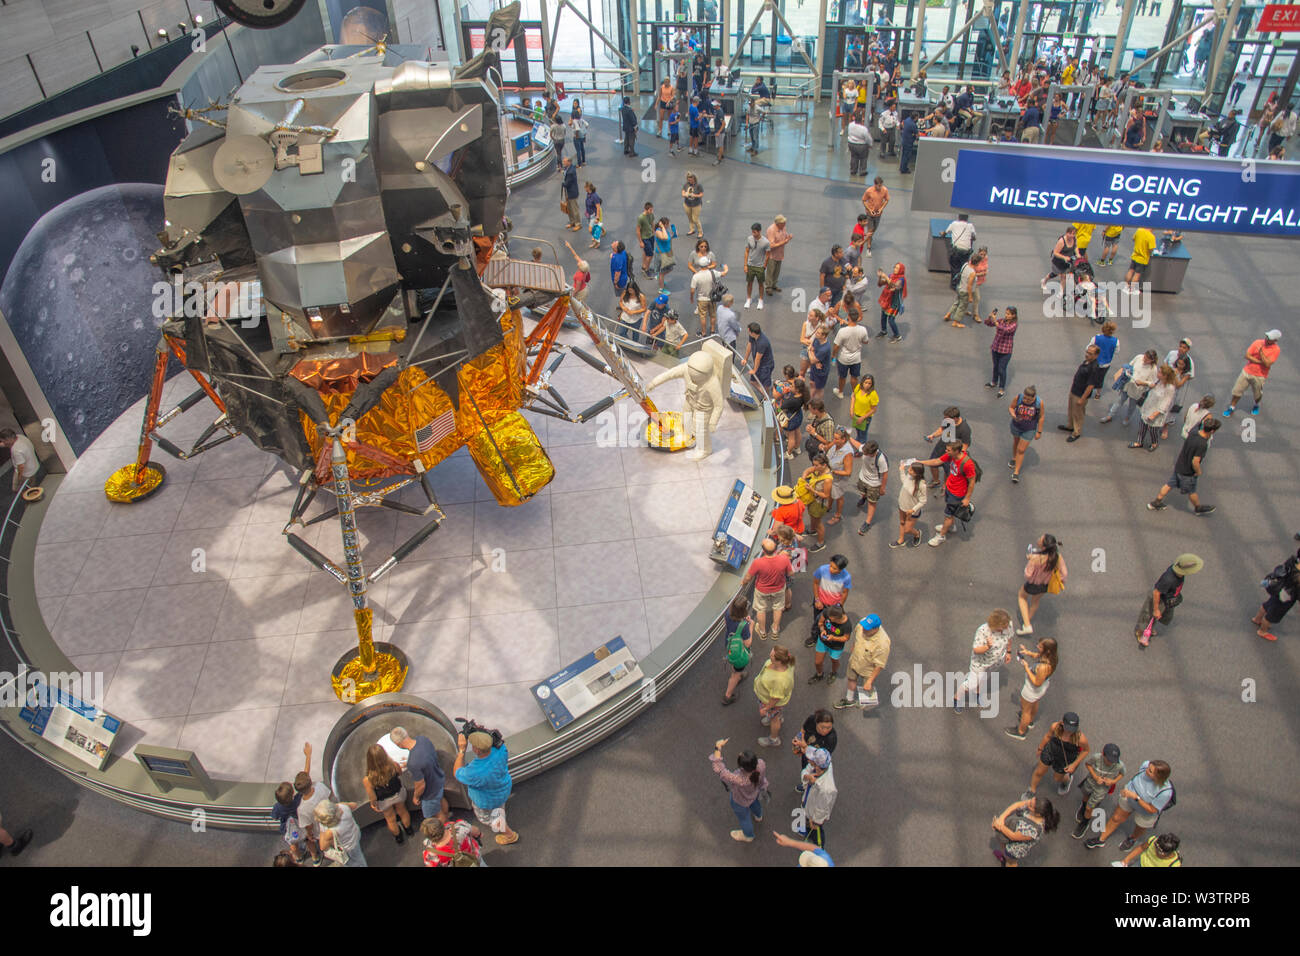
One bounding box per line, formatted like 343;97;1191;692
531;636;644;732
18;672;121;770
710;479;769;570
951;149;1300;236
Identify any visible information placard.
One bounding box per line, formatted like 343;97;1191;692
18;677;120;771
531;636;644;731
709;478;768;570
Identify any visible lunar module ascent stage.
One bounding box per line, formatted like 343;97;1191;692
106;44;680;704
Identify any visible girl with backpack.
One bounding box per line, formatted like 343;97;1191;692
710;740;769;843
722;594;754;705
1018;533;1066;634
1007;383;1044;483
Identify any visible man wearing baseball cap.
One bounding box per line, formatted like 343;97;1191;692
836;613;890;710
1073;743;1125;840
453;728;518;845
1135;554;1204;647
1223;329;1281;418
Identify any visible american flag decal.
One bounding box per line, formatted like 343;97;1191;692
415;410;457;451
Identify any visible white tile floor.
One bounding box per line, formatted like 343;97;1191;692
33;333;758;782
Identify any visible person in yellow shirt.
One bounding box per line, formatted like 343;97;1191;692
1100;224;1123;266
849;374;879;442
1062;60;1077;87
1126;226;1156;292
1113;832;1182;867
1071;223;1096;261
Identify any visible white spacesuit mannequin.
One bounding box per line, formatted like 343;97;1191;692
647;350;726;460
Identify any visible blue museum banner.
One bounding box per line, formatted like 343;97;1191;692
951;149;1300;237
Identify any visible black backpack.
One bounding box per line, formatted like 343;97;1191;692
1154;782;1177;826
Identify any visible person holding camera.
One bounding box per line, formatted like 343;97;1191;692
453;728;519;845
710;738;769;842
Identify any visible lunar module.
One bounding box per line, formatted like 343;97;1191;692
106;29;667;702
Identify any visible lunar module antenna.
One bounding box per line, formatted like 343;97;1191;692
171;96;232;130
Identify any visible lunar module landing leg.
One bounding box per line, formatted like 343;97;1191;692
104;334;234;503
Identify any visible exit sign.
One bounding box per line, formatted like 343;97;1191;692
1257;4;1300;31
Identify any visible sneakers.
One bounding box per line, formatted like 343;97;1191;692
1117;836;1137;852
1015;624;1033;635
804;636;818;648
876;330;888;338
730;829;755;842
987;383;997;390
1222;406;1235;417
743;298;752;309
1084;835;1107;850
953;701;965;714
1251;404;1261;415
866;249;873;258
1072;818;1091;840
757;735;781;747
808;542;826;553
1004;726;1027;740
888;539;906;549
832;387;844;399
395;828;405;845
858;521;872;535
1147;499;1168;511
1194;504;1216;516
833;696;857;710
889;336;902;343
928;533;946;547
1011;473;1020;483
807;672;825;684
757;299;764;310
760;713;772;726
1057;776;1073;796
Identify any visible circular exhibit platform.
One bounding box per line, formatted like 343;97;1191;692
20;326;773;821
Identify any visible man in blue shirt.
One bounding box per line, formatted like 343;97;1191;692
688;98;702;156
742;321;775;392
1021;103;1043;143
1086;759;1174;852
609;241;629;304
898;113;918;173
393;727;448;823
453;730;518;845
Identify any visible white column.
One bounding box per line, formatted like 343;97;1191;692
815;0;827;103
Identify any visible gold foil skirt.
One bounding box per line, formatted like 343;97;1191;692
467;411;554;506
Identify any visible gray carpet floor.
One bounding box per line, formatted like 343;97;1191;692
1;114;1296;868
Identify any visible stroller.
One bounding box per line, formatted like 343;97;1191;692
1069;257;1109;324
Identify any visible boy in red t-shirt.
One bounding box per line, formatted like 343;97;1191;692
915;441;977;547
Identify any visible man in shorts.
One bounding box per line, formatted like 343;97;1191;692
806;553;853;647
636;201;656;276
1125;225;1155;294
1085;759;1174;851
453;729;519;845
917;440;977;547
831;309;869;398
854;440;888;534
744;537;794;638
807;603;852;684
1148;417;1219;516
1073;743;1125;839
1223;328;1281;418
741;221;771;310
690;260;725;336
836;613;890;710
860;177;890;259
1133;553;1203;647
